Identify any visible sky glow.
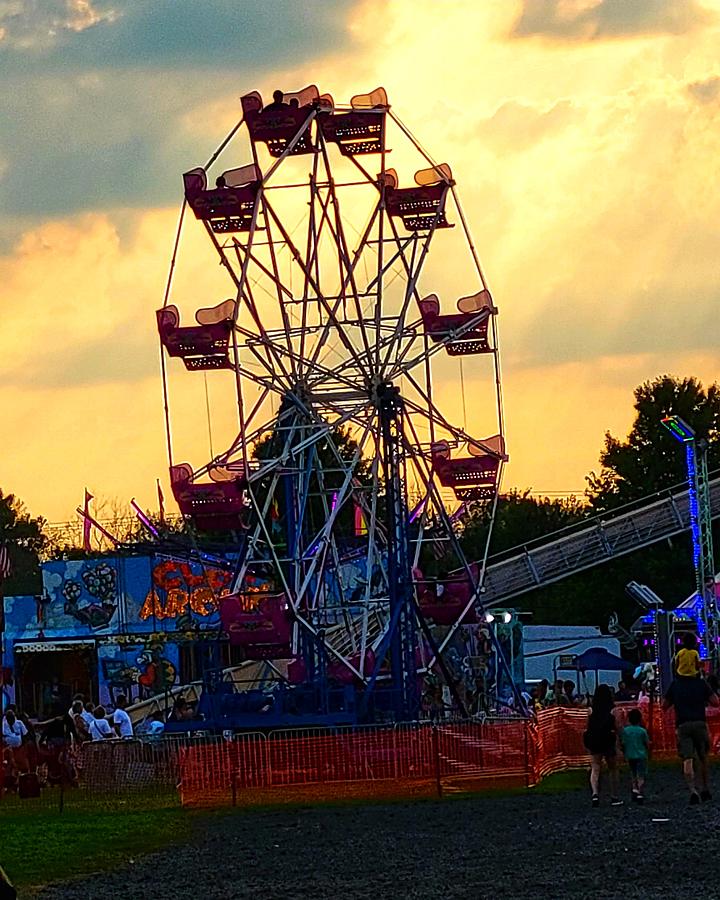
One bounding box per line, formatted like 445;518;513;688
1;0;719;521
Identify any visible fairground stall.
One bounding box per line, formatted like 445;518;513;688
1;554;237;717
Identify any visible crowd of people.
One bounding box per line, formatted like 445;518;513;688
526;677;639;712
1;693;136;794
1;691;202;794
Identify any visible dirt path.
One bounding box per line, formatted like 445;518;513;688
36;769;720;899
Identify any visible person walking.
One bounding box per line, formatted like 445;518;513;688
2;710;28;774
620;708;650;803
663;673;719;803
583;684;623;807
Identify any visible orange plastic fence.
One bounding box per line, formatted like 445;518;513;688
177;705;720;808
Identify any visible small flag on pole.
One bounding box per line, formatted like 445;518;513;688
354;500;367;536
131;498;160;539
0;544;11;582
157;479;165;525
82;489;93;551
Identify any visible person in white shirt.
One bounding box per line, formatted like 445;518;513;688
67;693;85;719
113;696;134;739
88;706;114;741
2;710;27;749
81;702;95;728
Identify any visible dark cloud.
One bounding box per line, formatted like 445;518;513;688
0;0;360;220
687;76;720;104
511;0;712;41
0;74;204;217
0;1;356;71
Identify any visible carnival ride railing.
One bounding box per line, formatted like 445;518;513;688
479;473;720;606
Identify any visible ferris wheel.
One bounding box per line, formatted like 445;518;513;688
157;84;510;721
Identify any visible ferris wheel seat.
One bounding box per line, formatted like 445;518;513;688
157;305;234;370
420;598;478;626
220;593;293;657
385;181;452;232
431;444;502;500
184;169;261;233
288;649;376;685
170;465;247;530
320;108;386;156
416;565;480;625
242;87;319;158
417;291;495;354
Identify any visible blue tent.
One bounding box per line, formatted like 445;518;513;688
571;647;627;672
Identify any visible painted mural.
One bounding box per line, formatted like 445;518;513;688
430;618;524;716
139;558;230;626
2;554;231;711
62;561;117;628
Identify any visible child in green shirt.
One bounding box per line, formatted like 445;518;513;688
621;708;650;803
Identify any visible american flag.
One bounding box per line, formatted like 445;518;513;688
0;544;11;582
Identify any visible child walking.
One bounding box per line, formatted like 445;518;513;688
621;708;650;803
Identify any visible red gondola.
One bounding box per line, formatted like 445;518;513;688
319;87;388;156
183;166;261;233
156;299;235;370
219;593;293;659
241;87;319;157
384;165;453;232
417;289;496;355
431;436;506;501
414;565;480;625
170;462;247;531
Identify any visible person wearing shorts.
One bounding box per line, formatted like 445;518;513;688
621;708;649;803
584;684;622;807
664;675;719;804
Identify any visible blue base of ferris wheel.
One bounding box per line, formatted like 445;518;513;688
163;681;362;733
161;679;422;734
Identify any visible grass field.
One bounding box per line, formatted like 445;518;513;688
1;771;590;894
2;798;194;895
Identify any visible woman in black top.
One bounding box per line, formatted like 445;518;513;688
38;707;77;786
583;684;622;807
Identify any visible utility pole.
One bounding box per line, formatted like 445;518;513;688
661;416;717;667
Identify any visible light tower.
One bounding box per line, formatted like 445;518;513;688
661;416;717;666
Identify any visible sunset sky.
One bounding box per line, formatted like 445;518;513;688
1;0;719;523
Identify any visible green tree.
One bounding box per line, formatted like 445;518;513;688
587;375;720;512
460;490;587;561
0;490;48;595
519;375;720;625
253;420;373;542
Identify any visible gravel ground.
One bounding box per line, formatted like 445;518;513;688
36;768;720;900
